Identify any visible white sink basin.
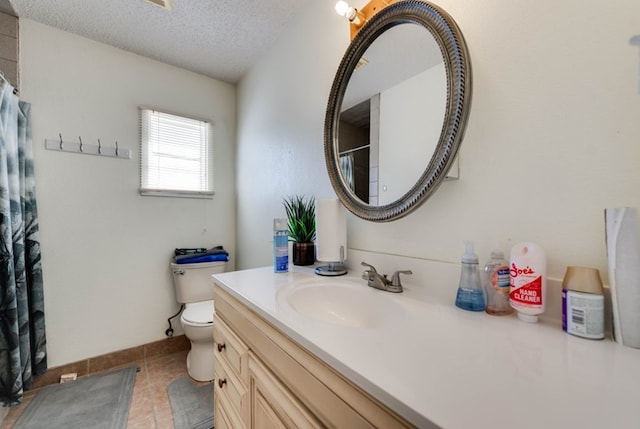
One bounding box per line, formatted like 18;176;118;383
281;280;408;328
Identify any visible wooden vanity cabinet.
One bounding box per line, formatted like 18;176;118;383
213;284;414;429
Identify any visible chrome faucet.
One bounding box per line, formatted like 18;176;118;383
361;262;412;293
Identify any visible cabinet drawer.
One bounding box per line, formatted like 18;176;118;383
214;315;249;385
214;356;249;423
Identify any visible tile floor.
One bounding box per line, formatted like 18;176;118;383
1;345;209;428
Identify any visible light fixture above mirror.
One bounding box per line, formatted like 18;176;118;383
335;0;398;40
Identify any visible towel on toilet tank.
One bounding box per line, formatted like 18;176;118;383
174;245;229;264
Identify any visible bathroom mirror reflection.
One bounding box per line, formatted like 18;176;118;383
338;23;445;205
324;1;472;221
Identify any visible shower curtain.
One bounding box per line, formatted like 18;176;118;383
340;154;355;191
0;81;47;406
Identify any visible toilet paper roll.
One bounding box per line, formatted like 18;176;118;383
316;199;347;262
605;207;640;348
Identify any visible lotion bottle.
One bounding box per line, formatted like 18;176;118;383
509;242;546;322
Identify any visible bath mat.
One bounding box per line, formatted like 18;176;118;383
167;377;214;429
13;365;137;429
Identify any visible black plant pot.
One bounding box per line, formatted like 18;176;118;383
292;242;315;266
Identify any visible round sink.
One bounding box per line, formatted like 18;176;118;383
282;281;408;328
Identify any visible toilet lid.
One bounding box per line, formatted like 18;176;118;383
182;301;214;324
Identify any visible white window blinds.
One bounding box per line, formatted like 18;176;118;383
139;108;213;198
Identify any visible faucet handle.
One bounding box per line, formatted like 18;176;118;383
361;261;378;279
391;270;412;287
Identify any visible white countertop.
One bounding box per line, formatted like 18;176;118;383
213;266;640;429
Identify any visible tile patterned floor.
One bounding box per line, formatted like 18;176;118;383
1;349;209;429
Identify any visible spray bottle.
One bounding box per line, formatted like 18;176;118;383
273;218;289;273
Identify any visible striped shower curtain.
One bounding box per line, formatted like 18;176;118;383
0;81;47;406
340;154;355;191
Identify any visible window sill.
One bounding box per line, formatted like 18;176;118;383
139;189;215;199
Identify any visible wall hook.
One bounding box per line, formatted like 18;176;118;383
45;136;130;160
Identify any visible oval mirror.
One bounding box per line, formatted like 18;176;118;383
324;0;472;221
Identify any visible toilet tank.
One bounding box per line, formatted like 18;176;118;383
171;260;227;304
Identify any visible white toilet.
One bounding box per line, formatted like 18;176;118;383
171;260;227;382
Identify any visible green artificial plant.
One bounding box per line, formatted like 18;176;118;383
283;195;316;243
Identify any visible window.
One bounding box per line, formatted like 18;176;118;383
139;107;213;198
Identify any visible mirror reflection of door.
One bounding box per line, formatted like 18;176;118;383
338;22;445;206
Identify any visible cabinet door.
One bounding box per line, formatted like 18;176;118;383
253;389;288;429
215;388;243;429
249;352;323;429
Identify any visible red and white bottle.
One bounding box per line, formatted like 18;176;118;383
509;242;546;323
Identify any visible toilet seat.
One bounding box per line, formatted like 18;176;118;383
182;300;214;325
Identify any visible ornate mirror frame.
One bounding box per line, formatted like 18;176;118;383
324;0;472;222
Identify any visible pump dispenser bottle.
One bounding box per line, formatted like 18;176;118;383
455;241;486;311
484;250;514;315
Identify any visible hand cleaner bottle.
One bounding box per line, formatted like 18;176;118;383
455;241;486;311
509;242;546;322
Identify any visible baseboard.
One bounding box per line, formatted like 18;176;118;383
31;335;190;390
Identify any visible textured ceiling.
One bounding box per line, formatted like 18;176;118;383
8;0;313;83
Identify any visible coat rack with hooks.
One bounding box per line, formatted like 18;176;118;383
44;134;131;159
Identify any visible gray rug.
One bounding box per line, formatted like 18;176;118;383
14;365;137;429
167;378;214;429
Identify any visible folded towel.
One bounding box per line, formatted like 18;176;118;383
175;245;225;256
174;246;228;262
174;253;229;264
206;246;227;255
175;247;208;256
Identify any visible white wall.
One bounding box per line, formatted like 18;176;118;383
20;20;236;367
237;0;640;294
236;1;344;269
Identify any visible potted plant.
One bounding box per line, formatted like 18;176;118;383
283;195;316;266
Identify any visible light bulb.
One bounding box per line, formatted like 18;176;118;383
334;0;362;25
335;1;350;17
